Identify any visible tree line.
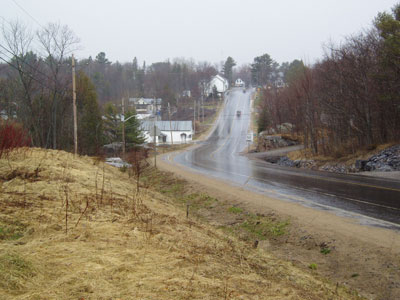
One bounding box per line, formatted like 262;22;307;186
257;4;400;156
0;20;222;155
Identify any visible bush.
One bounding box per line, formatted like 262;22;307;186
0;121;31;159
308;263;317;270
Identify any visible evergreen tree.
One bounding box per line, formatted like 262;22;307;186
95;52;110;65
223;56;236;85
103;102;119;144
251;53;275;86
76;71;103;155
123;109;145;147
285;60;305;86
257;101;271;133
132;57;138;74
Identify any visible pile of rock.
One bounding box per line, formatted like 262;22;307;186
355;145;400;172
105;157;131;168
262;123;294;135
320;163;348;173
274;156;317;169
257;133;298;152
262;143;400;175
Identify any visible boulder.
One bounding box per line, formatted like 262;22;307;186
355;160;367;171
276;123;293;134
257;133;298;152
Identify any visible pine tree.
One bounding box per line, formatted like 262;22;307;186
123;109;145;148
103;102;119;144
223;56;236;85
76;71;103;155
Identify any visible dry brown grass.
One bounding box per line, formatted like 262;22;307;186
288;143;396;166
0;148;364;299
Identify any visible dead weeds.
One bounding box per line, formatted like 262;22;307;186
0;148;365;299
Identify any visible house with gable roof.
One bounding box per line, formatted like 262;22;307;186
205;75;229;96
140;120;193;144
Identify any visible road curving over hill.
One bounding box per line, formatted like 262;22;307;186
165;88;400;229
159;88;400;299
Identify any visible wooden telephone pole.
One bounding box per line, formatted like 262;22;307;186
72;54;78;155
153;122;157;168
121;98;126;158
193;99;196;134
168;102;173;145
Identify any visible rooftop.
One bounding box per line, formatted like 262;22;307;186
141;120;193;131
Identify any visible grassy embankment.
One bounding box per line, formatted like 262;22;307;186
0;148;364;299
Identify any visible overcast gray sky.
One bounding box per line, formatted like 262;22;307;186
2;0;399;66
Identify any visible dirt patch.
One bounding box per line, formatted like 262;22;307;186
158;153;400;300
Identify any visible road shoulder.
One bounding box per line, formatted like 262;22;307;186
159;152;400;299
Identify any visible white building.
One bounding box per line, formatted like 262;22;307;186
0;110;8;120
235;78;245;87
140;120;193;144
206;75;229;96
128;98;162;119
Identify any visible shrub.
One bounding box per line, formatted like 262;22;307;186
309;263;317;270
320;247;331;255
0;121;31;159
228;206;243;214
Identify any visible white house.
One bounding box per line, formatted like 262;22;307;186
182;90;191;98
128;98;162;118
206;75;229;96
235;78;245;87
140;120;193;144
274;78;286;88
0;110;8;120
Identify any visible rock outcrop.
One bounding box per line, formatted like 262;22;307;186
355;145;400;172
257;133;298;152
264;144;400;174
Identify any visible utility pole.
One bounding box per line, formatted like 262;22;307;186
193;98;196;134
168;102;173;145
72;54;78;156
202;95;204;123
197;98;200;122
153;123;157;168
121;98;126;158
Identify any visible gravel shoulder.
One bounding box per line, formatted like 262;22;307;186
358;171;400;180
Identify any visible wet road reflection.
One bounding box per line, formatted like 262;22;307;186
173;88;400;229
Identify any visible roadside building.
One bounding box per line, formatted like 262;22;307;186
235;78;245;87
182;90;191;98
140;120;193;144
0;110;8;120
128;98;162;119
206;75;229;96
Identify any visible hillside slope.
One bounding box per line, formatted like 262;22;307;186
0;148;363;299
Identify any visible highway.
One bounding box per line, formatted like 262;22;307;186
171;88;400;229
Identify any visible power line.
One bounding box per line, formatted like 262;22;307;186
10;0;44;29
0;43;68;89
0;17;55;75
0;53;68;97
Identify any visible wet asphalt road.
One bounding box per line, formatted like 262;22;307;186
172;88;400;229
